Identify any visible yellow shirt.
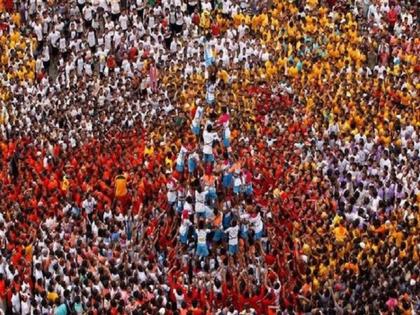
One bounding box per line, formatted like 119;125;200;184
307;0;318;8
61;176;69;191
144;146;154;156
11;12;21;26
333;225;347;243
165;157;174;169
47;291;59;303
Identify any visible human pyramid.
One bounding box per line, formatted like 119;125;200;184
0;0;419;314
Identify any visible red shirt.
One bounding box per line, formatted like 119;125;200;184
388;9;398;24
107;55;117;69
192;13;200;25
128;47;138;61
211;22;221;37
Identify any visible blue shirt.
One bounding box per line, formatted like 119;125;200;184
55;304;68;315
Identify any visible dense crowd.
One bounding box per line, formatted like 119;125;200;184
0;0;419;314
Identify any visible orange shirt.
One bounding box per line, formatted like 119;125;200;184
115;174;128;197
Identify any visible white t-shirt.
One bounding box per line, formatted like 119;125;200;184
202;0;212;11
88;31;96;47
176;146;188;165
248;213;263;233
119;14;129;30
225;225;239;245
195;191;206;213
111;0;121;14
167;180;177;203
196;229;210;244
203;130;218;154
11;293;21;314
192;106;203;127
83;6;93;21
82;197;97;214
179;219;191;235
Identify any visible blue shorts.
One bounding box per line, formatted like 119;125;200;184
196;243;209;257
180;233;188;244
213;229;223;242
176;201;184;213
222;215;232;230
207;187;217;200
205;57;214;67
188;159;197;173
244;185;253;196
196;211;206;219
254;230;263;240
176;162;184;173
205;206;214;218
228;244;238;255
240;229;249;240
207;97;215;105
203;153;214;163
192;125;200;136
233;185;241;195
222;174;233;188
223;138;230;147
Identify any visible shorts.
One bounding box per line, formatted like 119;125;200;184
196;243;209;257
240;229;249;240
254;230;263;241
222;215;232;230
192;125;200;136
196;211;206;219
233;185;241;195
222;174;233;188
205;58;214;67
188;158;197;173
206;206;215;219
176;162;184;173
207;187;217;200
213;229;223;242
180;233;188;244
206;96;215;105
203;153;214;163
228;244;238;255
223;137;230;148
244;184;253;196
176;201;184;213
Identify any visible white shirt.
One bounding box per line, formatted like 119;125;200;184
202;1;212;11
167;179;177;203
48;30;60;47
248;213;263;233
11;292;21;314
111;0;121;14
192;106;203;127
82;197;97;214
195;191;207;213
119;14;129;30
176;146;188;165
379;157;391;170
21;298;31;315
196;229;210;244
83;6;93;21
203;130;218;154
225;225;239;245
88;31;96;47
179;219;191;235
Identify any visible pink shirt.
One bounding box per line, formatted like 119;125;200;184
386;298;398;310
218;113;230;125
